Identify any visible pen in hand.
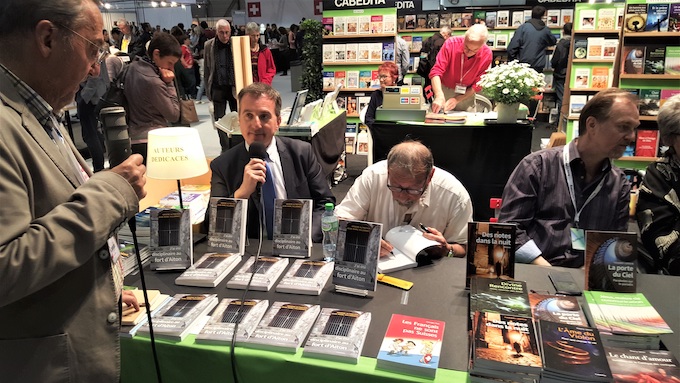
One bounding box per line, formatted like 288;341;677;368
419;223;432;234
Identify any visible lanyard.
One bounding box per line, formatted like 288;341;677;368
459;52;474;84
562;142;606;228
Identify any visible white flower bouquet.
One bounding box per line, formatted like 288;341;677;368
477;60;545;104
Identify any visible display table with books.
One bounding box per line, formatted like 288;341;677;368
369;120;533;220
121;242;679;382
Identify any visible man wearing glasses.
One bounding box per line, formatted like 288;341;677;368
430;24;492;113
0;0;146;381
335;141;473;258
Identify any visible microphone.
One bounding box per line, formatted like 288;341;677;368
249;141;267;196
99;106;131;168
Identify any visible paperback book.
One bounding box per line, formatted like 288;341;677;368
119;294;173;338
573;68;590;88
645;46;666;74
137;293;218;341
272;199;312;258
470;278;531;318
639;89;661;117
121;289;168;326
579;9;596;30
378;224;440;274
590;67;610;89
625;4;648;32
584;230;637;293
207;197;248;254
243;301;320;353
666;46;680;75
569;95;587;116
622;46;645;74
226;256;290;291
584;291;673;336
466;222;516;288
597;8;616;30
303;308;372;364
275;259;333;295
174;252;242;288
572;37;588;59
376;314;445;379
332;219;381;296
646;3;670;32
149;208;192;271
471;312;542;375
528;293;588;326
194;298;269;345
539;321;612;382
605;347;680;382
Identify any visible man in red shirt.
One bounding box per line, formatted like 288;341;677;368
430;24;492;113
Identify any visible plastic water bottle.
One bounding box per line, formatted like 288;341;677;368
321;203;339;262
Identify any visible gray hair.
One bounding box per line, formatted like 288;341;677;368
0;0;93;38
658;94;680;146
466;24;488;43
440;26;451;38
246;22;259;34
387;140;434;179
215;19;230;29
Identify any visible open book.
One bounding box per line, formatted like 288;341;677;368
378;225;440;274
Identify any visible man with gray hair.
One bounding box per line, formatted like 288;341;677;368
204;18;238;152
116;17;144;59
430;24;492;113
0;0;146;381
335;140;473;258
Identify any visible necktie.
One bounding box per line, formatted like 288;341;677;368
262;159;276;240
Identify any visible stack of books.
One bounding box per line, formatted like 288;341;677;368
194;298;269;345
136;293;218;341
241;301;320;353
174;252;242;288
119;240;150;276
303;308;372;364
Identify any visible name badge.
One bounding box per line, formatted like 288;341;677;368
108;236;121;263
570;228;585;251
455;84;467;94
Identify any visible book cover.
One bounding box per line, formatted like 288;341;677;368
334;44;346;62
226;256;290;291
346;96;357;116
174;252;242;288
617;6;626;28
121;289;164;326
584;231;637;293
378;225;440;274
605;347;680;382
119;240;150;276
371;15;383;34
322;17;333;36
416;14;427;29
376;314;445;379
587;37;604;60
635;129;660;158
646;3;670;32
276;259;333;296
466;222;516;289
602;39;618;60
357;43;369;62
495;34;508;50
471;312;542;373
397;15;406;30
572;37;588;59
670;4;680;32
369;43;383;62
547;9;561;28
412;37;423;52
561;9;574;25
383;14;396;33
665;46;680;75
149;208;192;271
272;199;312;258
119;294;173;338
496;10;509;28
621;46;645;74
579;9;596;30
333;16;345;35
345;16;357;34
473;11;486;25
358;70;371;89
583;291;613;334
334;70;346;88
194;298;269;345
539;321;612;381
382;42;395;62
590;67;610;89
486;34;495;48
625;4;647;32
586;291;673;336
529;293;588;326
332;219;381;294
470;278;531;318
523;10;531;23
322;44;334;63
645;45;666;74
345;43;358;62
462;13;472;28
573;67;590;88
440;13;452;28
639;89;662;117
404;14;416;30
207;197;248;254
485;11;496;29
243;301;320;353
137;293;218;341
323;71;335;88
303;308;372;364
597;8;616;30
661;89;680;107
512;11;524;27
358;15;371;34
569;95;587;116
427;13;439;29
451;13;462;28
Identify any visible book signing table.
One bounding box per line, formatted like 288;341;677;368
369;119;533;220
121;242;680;383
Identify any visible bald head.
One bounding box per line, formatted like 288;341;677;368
387;141;434;179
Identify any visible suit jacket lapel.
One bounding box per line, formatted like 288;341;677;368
277;138;296;196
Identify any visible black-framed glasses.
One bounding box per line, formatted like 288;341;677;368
386;178;428;195
55;23;107;65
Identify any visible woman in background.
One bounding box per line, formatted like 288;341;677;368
637;94;680;275
277;26;290;76
124;33;181;161
246;22;276;85
364;61;398;128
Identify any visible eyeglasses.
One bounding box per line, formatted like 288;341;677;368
386;178;428;195
56;23;107;65
378;74;391;80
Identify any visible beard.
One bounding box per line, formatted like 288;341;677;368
396;199;416;208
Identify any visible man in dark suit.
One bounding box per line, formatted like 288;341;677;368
209;83;335;242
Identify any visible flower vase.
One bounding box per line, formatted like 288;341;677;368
496;102;520;124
